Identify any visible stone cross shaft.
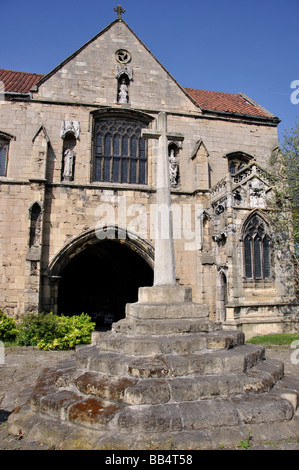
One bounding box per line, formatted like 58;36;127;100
142;112;184;286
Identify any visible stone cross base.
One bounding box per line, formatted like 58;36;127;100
124;285;208;321
137;285;193;303
8;285;299;449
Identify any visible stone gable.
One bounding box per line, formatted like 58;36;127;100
32;20;199;114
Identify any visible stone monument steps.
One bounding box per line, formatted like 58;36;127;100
24;356;297;441
8;288;299;449
75;343;265;377
29;387;295;437
28;354;289;425
94;329;245;356
51;358;285;404
111;317;221;335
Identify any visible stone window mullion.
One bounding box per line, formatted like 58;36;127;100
243;215;272;281
93;117;148;185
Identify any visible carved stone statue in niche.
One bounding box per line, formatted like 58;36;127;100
29;203;42;248
63;148;75;181
115;61;133;104
249;180;266;208
169;148;179;187
118;77;129;104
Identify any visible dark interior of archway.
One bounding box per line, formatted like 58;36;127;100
58;240;153;330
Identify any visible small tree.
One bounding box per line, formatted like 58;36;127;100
280;122;299;252
268;122;298;251
268;121;299;296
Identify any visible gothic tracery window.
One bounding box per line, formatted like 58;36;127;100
93;117;148;184
227;152;252;175
243;214;271;280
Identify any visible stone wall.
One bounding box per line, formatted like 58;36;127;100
0;19;297;336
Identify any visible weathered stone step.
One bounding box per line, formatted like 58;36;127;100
269;375;299;412
243;358;284;392
30;364;128;426
33;386;122;429
30;363;294;434
74;372;137;401
117;394;294;434
30;361;289;430
95;330;245;355
16;355;298;448
128;344;265;378
76;346;129;376
137;285;193;304
112;318;221;335
126;301;208;320
76;344;265;377
53;356;283;406
124;358;284;405
12;389;299;450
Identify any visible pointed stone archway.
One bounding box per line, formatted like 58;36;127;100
47;226;154;329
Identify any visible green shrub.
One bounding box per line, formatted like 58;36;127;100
16;312;58;347
17;312;95;350
0;311;18;342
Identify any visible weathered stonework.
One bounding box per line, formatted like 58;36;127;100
0;17;298;337
7;285;299;449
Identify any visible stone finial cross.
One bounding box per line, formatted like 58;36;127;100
142;113;184;286
114;4;125;20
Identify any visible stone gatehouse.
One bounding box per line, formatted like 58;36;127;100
0;13;298;338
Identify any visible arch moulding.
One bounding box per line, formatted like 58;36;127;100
48;225;155;278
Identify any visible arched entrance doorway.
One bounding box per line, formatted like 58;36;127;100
48;227;154;329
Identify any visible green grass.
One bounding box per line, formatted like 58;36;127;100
247;333;299;346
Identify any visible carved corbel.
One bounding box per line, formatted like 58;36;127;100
115;65;133;81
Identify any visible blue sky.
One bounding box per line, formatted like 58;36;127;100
1;0;298;141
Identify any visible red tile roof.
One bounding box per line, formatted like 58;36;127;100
0;69;44;93
184;87;273;118
0;69;275;119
